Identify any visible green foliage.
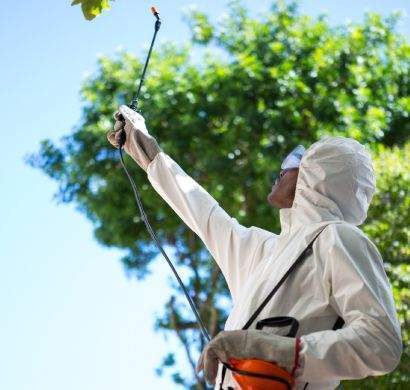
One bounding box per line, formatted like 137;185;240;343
30;1;409;388
71;0;111;20
366;145;410;349
365;144;410;264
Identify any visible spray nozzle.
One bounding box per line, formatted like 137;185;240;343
150;6;161;30
150;6;159;18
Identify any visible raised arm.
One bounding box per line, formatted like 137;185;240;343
107;106;278;301
299;224;402;382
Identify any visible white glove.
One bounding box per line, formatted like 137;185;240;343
107;105;161;171
196;330;298;385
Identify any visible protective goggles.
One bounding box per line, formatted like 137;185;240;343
273;145;306;185
281;145;306;170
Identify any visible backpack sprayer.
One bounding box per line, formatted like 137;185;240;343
116;7;295;390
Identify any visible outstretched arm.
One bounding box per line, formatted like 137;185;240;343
108;106;278;301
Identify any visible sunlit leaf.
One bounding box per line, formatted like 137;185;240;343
71;0;111;21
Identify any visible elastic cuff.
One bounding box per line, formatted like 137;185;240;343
291;337;302;377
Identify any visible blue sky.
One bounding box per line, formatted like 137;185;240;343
0;1;409;389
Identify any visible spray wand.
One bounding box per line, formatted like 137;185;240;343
129;7;161;111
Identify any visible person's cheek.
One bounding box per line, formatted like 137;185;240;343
282;177;295;199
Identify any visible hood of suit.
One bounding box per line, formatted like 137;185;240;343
283;136;376;228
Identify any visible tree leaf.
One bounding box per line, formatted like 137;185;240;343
71;0;111;21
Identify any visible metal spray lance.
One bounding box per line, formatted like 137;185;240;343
129;7;161;111
117;6;161;146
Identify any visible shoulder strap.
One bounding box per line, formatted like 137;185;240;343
242;226;328;331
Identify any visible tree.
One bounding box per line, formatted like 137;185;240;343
29;1;409;388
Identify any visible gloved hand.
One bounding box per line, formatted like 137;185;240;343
196;330;298;385
107;105;161;171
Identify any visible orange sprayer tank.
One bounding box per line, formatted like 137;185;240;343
229;358;294;390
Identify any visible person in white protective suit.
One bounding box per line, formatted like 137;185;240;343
108;105;402;389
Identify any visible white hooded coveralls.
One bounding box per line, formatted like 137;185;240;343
146;136;402;389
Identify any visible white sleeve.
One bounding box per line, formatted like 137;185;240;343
146;152;277;301
299;224;402;382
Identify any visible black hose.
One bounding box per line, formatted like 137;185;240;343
118;147;211;342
